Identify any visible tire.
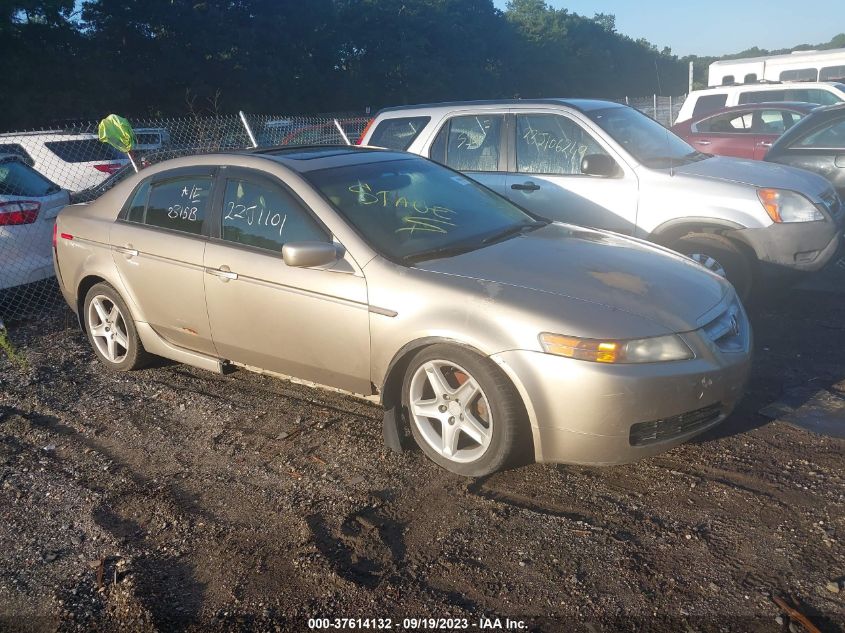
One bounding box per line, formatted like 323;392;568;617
673;233;753;300
401;344;527;477
83;282;153;371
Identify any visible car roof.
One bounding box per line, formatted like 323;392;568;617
690;81;845;95
685;101;820;122
376;98;625;116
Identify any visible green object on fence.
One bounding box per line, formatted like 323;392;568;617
98;114;136;153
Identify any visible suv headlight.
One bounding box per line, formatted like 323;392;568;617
539;332;693;364
757;188;824;223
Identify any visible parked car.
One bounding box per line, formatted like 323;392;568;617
53;147;751;476
670;102;817;159
765;103;845;201
675;82;845;123
0;154;69;291
360;99;844;298
0;131;129;192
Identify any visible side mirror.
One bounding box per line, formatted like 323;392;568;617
581;154;619;178
282;241;338;268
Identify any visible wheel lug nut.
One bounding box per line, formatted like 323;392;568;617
448;417;455;425
443;394;450;400
438;405;447;413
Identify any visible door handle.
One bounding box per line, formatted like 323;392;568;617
695;140;711;146
205;266;238;282
114;244;139;258
511;181;541;192
757;141;773;148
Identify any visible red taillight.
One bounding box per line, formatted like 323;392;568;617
93;163;122;174
0;201;41;226
356;118;375;145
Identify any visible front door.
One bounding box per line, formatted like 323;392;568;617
110;169;216;354
505;111;639;234
203;168;371;394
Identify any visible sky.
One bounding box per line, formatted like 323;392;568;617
492;0;845;57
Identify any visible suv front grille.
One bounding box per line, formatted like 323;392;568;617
629;403;722;447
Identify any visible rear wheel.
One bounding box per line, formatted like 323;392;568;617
83;282;152;371
401;344;526;476
674;233;753;300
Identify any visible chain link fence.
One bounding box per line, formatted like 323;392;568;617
0;96;687;324
0;112;370;323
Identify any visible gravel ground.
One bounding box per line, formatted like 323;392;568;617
0;279;843;633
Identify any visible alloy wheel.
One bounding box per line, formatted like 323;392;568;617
87;295;129;364
407;360;493;463
689;252;728;279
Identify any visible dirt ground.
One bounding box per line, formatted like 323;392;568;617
1;274;844;633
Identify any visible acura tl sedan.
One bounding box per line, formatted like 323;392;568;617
53;147;752;476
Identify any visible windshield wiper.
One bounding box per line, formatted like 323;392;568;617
402;241;487;264
481;220;548;245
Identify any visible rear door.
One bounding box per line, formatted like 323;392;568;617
751;109;805;159
690;110;756;158
504;110;639;234
202;167;371;394
110;168;216;353
425;112;510;198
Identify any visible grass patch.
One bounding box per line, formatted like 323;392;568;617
0;327;29;371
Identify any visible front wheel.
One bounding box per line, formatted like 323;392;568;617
401;344;527;476
674;233;753;300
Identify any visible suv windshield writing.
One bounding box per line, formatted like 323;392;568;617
306;158;541;262
587;107;706;168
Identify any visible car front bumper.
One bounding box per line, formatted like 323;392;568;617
731;219;842;273
490;339;752;466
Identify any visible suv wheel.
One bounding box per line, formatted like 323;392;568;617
674;233;752;300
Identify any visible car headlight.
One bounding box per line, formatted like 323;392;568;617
757;188;824;223
539;332;694;364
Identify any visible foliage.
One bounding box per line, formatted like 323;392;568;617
0;0;692;130
0;327;28;371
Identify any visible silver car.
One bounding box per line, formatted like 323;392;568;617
53;147;752;476
360;99;844;298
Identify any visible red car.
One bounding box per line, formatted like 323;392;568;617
670;102;818;160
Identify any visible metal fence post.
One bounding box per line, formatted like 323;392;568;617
239;111;258;148
653;94;658;120
668;96;673;126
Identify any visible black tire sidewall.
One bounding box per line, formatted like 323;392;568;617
83;283;143;371
676;234;752;300
401;344;522;477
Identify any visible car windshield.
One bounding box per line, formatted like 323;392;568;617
306;157;543;263
586;106;708;168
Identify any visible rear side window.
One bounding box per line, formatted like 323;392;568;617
44;139;126;163
696;111;753;133
368;117;430;150
0;143;33;164
221;178;327;252
129;176;212;235
692;94;728;117
0;160;60;196
429;114;504;172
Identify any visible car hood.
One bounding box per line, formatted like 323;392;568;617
414;223;729;334
672;155;831;197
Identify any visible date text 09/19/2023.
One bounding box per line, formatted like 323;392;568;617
307;617;528;630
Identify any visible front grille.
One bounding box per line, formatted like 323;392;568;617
629;403;722;447
701;299;747;353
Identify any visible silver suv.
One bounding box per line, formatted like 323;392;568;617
360;99;844;297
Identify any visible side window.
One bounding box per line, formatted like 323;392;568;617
820;66;845;82
814;90;843;106
743;73;758;83
516;114;608;175
143;176;211;235
779;68;818;82
0;143;33;165
696;111;753;133
754;110;789;134
221;178;327;252
692;94;728;117
369;117;430;150
125;182;151;223
428;115;503;172
738;90;780;104
796;118;845;148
